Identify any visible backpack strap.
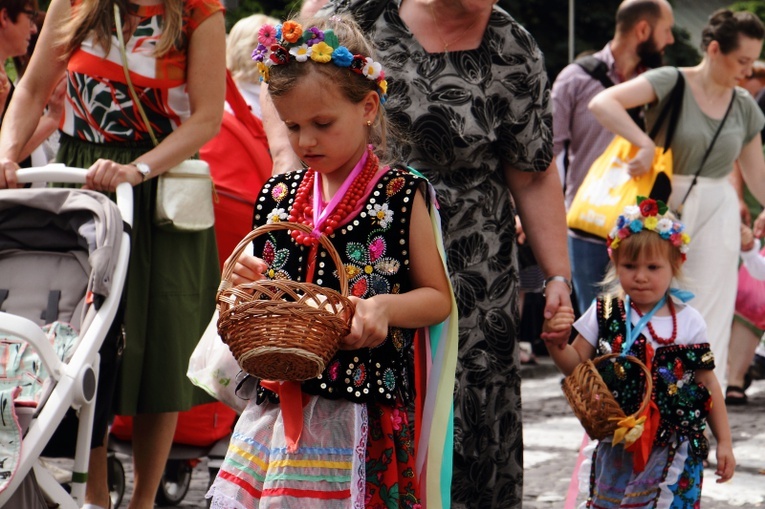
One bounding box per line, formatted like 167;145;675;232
575;55;644;128
575;56;615;89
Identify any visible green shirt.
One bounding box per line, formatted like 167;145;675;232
644;66;765;179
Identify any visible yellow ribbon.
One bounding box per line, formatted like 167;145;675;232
611;415;646;447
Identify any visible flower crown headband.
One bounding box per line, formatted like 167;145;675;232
607;197;690;261
252;20;388;104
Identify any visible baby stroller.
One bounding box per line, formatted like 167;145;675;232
0;166;132;508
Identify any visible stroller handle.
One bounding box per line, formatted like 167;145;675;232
16;165;134;228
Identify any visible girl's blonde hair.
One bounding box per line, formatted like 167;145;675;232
266;14;395;162
57;0;184;59
601;230;685;298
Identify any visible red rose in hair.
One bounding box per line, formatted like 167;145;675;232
639;199;659;217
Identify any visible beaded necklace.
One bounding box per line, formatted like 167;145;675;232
287;147;380;246
633;297;677;345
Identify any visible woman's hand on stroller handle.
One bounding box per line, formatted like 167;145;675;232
85;158;144;191
0;158;21;189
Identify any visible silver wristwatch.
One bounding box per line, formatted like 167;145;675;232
133;162;151;182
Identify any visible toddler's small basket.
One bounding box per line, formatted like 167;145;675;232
216;222;354;381
560;353;653;440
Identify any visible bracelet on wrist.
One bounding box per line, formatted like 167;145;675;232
543;276;573;296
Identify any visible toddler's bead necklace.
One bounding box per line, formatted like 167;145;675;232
633;297;677;345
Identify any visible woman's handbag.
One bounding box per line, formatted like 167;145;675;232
113;5;215;232
566;69;685;239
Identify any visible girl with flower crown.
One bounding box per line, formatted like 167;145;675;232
544;197;734;508
589;10;765;393
205;14;456;509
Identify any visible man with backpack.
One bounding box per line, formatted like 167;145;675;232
552;0;675;315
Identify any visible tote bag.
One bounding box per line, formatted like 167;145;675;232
566;138;673;238
735;246;765;330
567;70;685;239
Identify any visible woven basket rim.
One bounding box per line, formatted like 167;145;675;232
218;221;351;300
563;353;653;439
215;221;355;381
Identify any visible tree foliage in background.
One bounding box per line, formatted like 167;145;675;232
224;0;300;30
729;0;765;57
497;0;700;80
38;0;763;78
729;1;765;20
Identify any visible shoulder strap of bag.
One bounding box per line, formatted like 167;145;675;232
575;56;615;89
224;71;264;140
648;68;685;153
114;4;159;147
676;89;736;215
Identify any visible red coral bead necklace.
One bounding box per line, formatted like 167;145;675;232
633;296;677;345
288;147;380;246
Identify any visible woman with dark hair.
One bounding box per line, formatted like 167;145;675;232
590;9;765;390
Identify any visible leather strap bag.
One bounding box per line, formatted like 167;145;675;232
114;5;215;232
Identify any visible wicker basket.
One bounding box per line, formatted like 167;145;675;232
560;353;653;440
216;222;354;381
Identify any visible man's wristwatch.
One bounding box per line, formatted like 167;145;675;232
543;276;573;296
132;162;151;182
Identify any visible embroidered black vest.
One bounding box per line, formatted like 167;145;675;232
249;167;427;407
595;296;715;458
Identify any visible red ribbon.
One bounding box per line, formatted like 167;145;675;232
626;344;659;472
260;380;310;453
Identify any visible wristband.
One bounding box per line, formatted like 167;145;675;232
543;276;573;296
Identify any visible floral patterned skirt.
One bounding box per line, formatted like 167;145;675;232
206;395;420;509
582;439;703;509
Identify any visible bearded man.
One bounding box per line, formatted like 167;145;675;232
552;0;675;315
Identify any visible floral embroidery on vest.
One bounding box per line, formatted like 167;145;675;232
250;167;425;406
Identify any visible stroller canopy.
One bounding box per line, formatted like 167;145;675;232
0;187;124;304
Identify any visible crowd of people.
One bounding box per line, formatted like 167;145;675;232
0;0;764;508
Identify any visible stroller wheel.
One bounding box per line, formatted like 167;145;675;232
108;454;126;509
155;459;193;506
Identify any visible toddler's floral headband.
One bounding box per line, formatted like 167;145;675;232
607;196;690;261
252;20;388;104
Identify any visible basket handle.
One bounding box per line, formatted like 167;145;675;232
219;221;350;298
596;353;654;421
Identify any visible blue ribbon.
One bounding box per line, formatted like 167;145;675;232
623;289;692;355
623;295;665;355
669;288;694;303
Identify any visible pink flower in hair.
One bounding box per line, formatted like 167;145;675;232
258;24;276;46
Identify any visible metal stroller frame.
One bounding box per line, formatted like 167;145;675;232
0;166;132;508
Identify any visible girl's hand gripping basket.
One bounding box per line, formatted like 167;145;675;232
561;353;653;442
216;222;354;381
